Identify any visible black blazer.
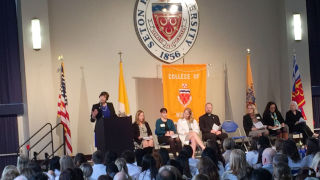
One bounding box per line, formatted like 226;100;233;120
263;111;284;127
285;110;303;133
199;113;221;135
90;102;116;132
243;113;263;136
132;122;152;144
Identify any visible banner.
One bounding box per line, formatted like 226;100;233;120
162;64;207;122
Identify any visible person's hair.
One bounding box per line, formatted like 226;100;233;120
206;140;226;166
176;150;192;178
31;172;49;180
141;154;158;180
229;149;251;179
273;153;288;165
92;150;104;164
249;137;258;151
135;110;145;124
80;163;93;180
151;149;161;169
20;167;36;179
197;156;219;180
17;155;29;173
106;162;119;178
60;155;75;172
205;102;212;108
311;152;320;174
1;165;19;180
223;138;235;151
104;151;118;165
290;101;299;110
182;145;193;158
98;175;113;180
166;159;183;175
295;167;316;180
282;139;301;162
99;91;109;100
262;148;276;165
263;101;280;117
59;168;75;180
247;104;259;114
249;168;272;180
158;148;170;166
306;138;320;156
191;174;209;180
115;158;129;175
183;107;194;121
273;162;292;180
74;153;87;167
156;168;176;180
121;150;135;164
135;149;145;167
27;161;42;174
160;108;167;113
275;139;285;153
257;136;271;163
201;147;220;170
49;156;60;171
73;167;84;180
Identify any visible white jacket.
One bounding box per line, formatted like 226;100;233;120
177;118;200;144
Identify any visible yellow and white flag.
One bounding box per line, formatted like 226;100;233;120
118;60;130;115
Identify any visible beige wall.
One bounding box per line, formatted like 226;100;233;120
18;0;313;156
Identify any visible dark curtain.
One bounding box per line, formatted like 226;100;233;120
307;0;320;128
0;0;22;174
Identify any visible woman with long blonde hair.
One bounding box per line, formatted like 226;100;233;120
243;104;269;137
132;110;154;148
177;108;205;158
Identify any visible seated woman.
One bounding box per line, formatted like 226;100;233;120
263;101;288;139
285;101;318;143
177;108;205;158
155;108;182;157
243;104;269;137
132;110;154;149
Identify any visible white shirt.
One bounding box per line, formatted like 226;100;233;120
138;170;155;180
127;163;142;180
246;150;259;168
189;158;199;176
177;118;200;144
91;164;106;180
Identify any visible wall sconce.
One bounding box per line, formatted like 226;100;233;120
31;18;41;50
293;14;302;41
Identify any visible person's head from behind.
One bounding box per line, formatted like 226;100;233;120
182;145;193;159
142;154;158;179
158;148;170;166
249;137;259;151
98;175;113;180
306;138;320;156
157;167;176;180
59;168;75;180
273;153;288;166
311;152;320;177
262;148;276;166
295;167;316;180
223;138;235;151
273;162;292;180
191;174;209;180
114;171;129;180
20;167;36;179
257;136;270;149
115;158;129;174
73;168;84;180
205;103;213;114
275;139;285;153
49;156;60;171
92;150;104;165
197;156;218;180
80;163;93;179
74;153;87;167
166;159;183;176
27;161;42;174
1;165;19;180
249;168;272;180
121;150;135;164
17;155;29;173
160;108;168;119
282;139;301;162
31;172;49;180
229;149;248;177
104;151;118;165
201;147;219;166
60;155;75;172
106;162;119;178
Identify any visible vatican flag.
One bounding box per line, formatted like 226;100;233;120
118;60;130;116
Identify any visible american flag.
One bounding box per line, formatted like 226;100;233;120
57;61;72;155
292;54;307;119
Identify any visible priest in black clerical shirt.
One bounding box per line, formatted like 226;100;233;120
199;102;228;142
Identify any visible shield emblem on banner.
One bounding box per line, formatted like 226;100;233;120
152;3;182;41
178;84;192;107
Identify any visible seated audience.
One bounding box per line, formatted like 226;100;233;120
222;149;252;180
158;148;170;167
80;163;93;180
257;136;271;165
1;165;19;180
59;168;75;180
202;147;225;177
74;153;87;168
262;102;288;139
272;154;288;166
197;156;219;180
199;103;228;143
122;150;141;180
97;175;113;180
47;156;60;180
158;165;182;180
177;108;205;158
222;138;235;164
261;148;276;174
176;150;192;179
246;137;259;169
106;162;119;178
183;145;199;176
104;151;118;165
311;152;320;178
91;151;106;180
273;162;292;180
73;167;84;180
243;104;268;137
249;168;272;180
17;155;29;173
274;139;284;153
301;138;320;168
133;110;154;149
151;149;162;169
191;174;209;180
155;108;182;157
138;154;158;180
285;101;318;143
295;167;317;180
115;158;131;180
282;139;302;170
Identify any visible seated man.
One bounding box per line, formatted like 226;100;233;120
262;148;276;174
199;102;228;143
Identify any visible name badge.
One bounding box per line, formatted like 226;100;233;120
160;124;165;127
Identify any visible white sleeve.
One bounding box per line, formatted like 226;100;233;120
193;120;200;133
177;119;185;135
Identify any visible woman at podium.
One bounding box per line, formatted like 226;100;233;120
132;110;154;149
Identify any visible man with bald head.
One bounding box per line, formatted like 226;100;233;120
262;148;276;174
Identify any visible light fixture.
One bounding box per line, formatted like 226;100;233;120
293;14;302;41
31;18;41;50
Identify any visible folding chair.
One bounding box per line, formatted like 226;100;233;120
221;120;250;151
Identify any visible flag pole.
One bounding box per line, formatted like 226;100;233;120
118;51;123;62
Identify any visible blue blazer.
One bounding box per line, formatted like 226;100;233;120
155;118;176;136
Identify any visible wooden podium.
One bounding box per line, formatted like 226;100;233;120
95;116;134;154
